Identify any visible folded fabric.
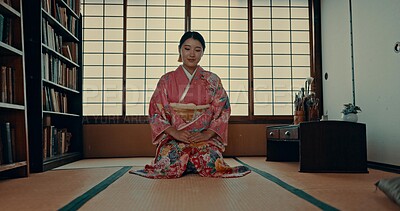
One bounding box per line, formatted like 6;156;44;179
170;103;210;122
375;176;400;206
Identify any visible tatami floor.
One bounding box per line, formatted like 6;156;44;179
0;157;399;211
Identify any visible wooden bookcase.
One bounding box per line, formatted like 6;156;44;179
0;0;29;178
23;0;82;172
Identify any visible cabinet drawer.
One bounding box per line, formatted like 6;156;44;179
266;125;300;162
266;125;299;140
267;128;279;139
279;127;299;140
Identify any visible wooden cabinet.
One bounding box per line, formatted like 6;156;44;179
0;0;29;178
299;121;368;173
22;0;82;172
266;121;368;173
266;125;299;162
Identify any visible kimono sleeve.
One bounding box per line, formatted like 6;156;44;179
208;76;231;146
148;76;173;145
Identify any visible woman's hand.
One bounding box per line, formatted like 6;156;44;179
188;130;216;143
165;127;191;143
166;128;216;143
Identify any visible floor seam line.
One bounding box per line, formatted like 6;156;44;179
234;157;339;211
58;166;131;211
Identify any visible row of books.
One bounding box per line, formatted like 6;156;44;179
42;18;79;63
42;0;79;37
43;87;68;113
0;0;12;6
42;18;63;56
63;0;80;15
43;125;72;159
42;0;80;18
0;65;14;104
0;122;15;165
0;12;13;46
42;52;78;90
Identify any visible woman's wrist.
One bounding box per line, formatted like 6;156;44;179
165;127;177;137
203;130;216;139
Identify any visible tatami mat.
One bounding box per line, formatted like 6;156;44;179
55;157;154;169
55;157;244;170
0;167;122;211
79;166;319;211
1;157;399;211
237;157;400;211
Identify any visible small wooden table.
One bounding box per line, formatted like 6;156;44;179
266;120;368;173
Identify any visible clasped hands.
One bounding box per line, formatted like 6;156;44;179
166;127;215;144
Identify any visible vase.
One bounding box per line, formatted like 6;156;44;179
341;113;358;122
294;110;305;124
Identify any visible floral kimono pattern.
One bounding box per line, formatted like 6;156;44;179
131;66;251;179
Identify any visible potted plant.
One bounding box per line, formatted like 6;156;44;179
341;103;362;122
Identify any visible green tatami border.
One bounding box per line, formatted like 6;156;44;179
58;166;131;211
59;158;339;211
234;157;339;211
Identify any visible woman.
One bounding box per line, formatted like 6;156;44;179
131;31;251;179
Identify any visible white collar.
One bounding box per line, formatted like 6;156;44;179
181;65;197;81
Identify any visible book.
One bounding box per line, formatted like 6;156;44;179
1;122;13;164
0;66;15;103
64;42;77;62
62;45;72;60
51;126;57;156
46;125;55;158
4;0;12;7
43;125;52;158
6;66;14;103
0;13;4;42
11;126;15;162
2;16;11;45
43;126;48;158
0;66;7;102
0;135;3;164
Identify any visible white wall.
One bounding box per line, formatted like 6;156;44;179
321;0;400;166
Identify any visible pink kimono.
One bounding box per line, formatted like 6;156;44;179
131;66;251;179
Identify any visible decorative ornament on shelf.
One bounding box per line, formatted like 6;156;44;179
293;77;319;124
341;103;362;122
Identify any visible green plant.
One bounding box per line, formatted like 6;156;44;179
341;103;362;115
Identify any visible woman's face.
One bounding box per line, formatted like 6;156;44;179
180;38;203;72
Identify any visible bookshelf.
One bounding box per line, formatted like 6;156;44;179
0;0;29;178
23;0;82;172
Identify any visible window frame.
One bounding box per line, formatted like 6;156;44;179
82;0;322;124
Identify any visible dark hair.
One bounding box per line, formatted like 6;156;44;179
178;31;206;50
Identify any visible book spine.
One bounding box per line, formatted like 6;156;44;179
52;126;57;156
1;122;13;164
6;66;14;103
1;66;7;102
0;13;4;42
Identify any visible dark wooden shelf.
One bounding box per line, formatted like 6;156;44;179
43;152;82;171
24;0;83;173
42;44;79;68
0;42;23;56
0;1;20;17
41;9;79;42
43;79;80;94
57;0;79;19
0;161;27;173
0;102;25;110
43;110;81;117
0;0;29;179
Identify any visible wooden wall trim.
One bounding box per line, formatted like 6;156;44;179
83;124;277;158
